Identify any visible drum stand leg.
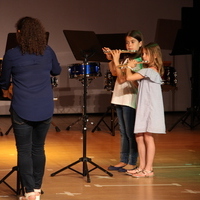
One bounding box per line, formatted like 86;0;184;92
92;104;118;136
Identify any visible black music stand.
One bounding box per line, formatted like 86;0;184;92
0;166;24;196
0;58;11;136
50;30;113;182
168;2;200;131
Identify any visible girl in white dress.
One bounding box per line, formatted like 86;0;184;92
125;42;166;177
102;30;144;172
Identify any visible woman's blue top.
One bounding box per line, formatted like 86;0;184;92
0;45;61;121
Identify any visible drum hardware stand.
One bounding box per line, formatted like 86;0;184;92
92;73;118;136
92;103;118;136
51;30;113;182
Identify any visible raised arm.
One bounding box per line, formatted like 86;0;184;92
126;59;144;81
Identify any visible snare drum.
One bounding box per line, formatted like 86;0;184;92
68;62;101;79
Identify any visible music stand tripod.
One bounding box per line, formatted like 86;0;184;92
0;165;24;196
50;30;113;182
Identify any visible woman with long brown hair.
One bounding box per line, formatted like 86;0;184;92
0;16;61;200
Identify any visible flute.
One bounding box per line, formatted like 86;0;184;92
118;60;148;68
103;50;137;53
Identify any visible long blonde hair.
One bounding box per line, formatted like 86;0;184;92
143;42;164;76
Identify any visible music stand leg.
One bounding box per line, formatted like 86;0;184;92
0;166;24;195
51;113;113;182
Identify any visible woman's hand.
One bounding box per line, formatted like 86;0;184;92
2;84;13;99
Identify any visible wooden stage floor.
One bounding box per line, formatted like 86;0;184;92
0;112;200;200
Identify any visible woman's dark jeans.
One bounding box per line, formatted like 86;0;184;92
10;108;51;193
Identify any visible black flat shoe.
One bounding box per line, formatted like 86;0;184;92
118;167;127;172
108;165;123;171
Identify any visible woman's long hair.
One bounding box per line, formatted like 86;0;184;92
143;42;164;76
15;16;47;55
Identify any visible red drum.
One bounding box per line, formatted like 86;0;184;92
68;62;101;79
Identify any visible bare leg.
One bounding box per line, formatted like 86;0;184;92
143;132;155;171
136;133;146;170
